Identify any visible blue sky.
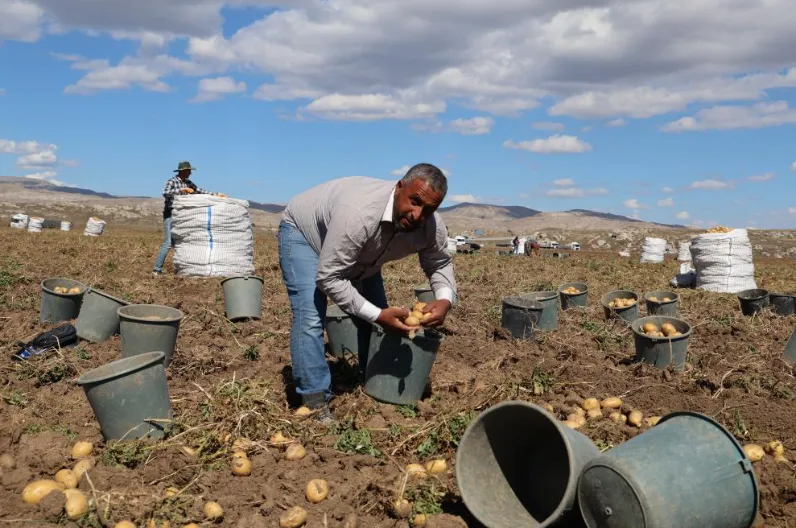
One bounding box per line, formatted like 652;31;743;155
1;1;795;228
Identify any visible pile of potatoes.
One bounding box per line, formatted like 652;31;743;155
705;226;733;234
53;286;82;294
743;441;789;464
548;397;661;430
641;322;682;338
15;440;95;520
561;286;582;295
607;297;636;309
403;301;434;338
646;295;673;303
388;459;448;527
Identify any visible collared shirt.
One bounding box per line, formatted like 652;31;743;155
282;176;456;323
162;176;215;219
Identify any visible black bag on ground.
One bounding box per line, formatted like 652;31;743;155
11;324;78;360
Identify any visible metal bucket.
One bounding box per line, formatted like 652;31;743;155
220;276;263;321
578;411;759;528
501;297;543;340
644;290;679;316
75;288;130;343
631;316;693;371
457;401;600;527
601;290;640;324
77;351;173;441
737;289;769;316
118;304;184;367
40;278;87;323
558;282;588;311
520;291;558;330
325;304;358;358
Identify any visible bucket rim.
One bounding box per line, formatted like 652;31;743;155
41;278;88;296
558;282;589;296
631;315;692;340
456;400;587;527
413;285;433;293
326;304;351;319
521;290;558;302
658;411;760;514
117;304;184;323
737;289;769;301
503;296;544;310
643;291;679;305
220;275;264;286
372;324;444;345
85;287;130;306
769;291;796;298
76;351;166;386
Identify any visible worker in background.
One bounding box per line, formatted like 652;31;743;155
512;236;520;254
152;161;225;275
278;163;457;422
526;240;541;257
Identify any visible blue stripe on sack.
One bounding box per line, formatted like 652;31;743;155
207;206;213;251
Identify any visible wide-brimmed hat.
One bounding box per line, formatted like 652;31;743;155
174;161;197;172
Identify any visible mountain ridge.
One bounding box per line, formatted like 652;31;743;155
0;176;685;231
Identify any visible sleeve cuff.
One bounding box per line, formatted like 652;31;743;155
356;301;382;324
434;287;455;304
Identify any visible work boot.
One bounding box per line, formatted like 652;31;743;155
302;392;335;425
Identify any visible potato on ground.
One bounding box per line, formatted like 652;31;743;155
280;506;308;528
306;479;329;503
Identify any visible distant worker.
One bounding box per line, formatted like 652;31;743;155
526;240;541;256
278;163;457;422
512;236;520;254
152;161;225;275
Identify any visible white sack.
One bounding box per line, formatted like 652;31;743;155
84;217;106;236
171;195;255;277
640;237;667;263
690;228;756;293
27;217;44;233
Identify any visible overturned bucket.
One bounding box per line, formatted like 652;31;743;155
413;285;436;304
644;290;679;316
364;326;441;406
520;291;558;330
40;278;87;323
737;289;769;316
118;304;184;367
769;292;795;316
632;316;693;371
578;411;759;528
501;297;543;339
456;401;600;528
325;304;358;358
221;276;263;321
601;290;640;324
77;351;173;441
558;282;588;311
75;288;130;343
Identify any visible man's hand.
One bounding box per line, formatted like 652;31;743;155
182;188;195;194
376;306;413;334
217;193;227;198
420;299;452;327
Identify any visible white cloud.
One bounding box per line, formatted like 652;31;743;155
532;122;565;131
662;101;796;132
623;198;648;209
748;172;774;182
3;0;796;127
17;149;58;169
545;187;608;198
788;207;796;215
689;179;734;190
24;171;67;186
391;165;451;178
552;178;575;187
662;187;674;193
503;135;592;154
191;76;246;102
606;118;627;127
448;116;494;135
0;139;56;154
657;197;674;207
676;211;690;220
790;161;796;171
448;194;477;204
301;93;445;121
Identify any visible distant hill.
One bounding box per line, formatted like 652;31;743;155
0;176;684;232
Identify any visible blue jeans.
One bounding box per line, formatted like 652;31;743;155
278;221;387;402
153;217;173;273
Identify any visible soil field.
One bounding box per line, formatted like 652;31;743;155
1;227;796;527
